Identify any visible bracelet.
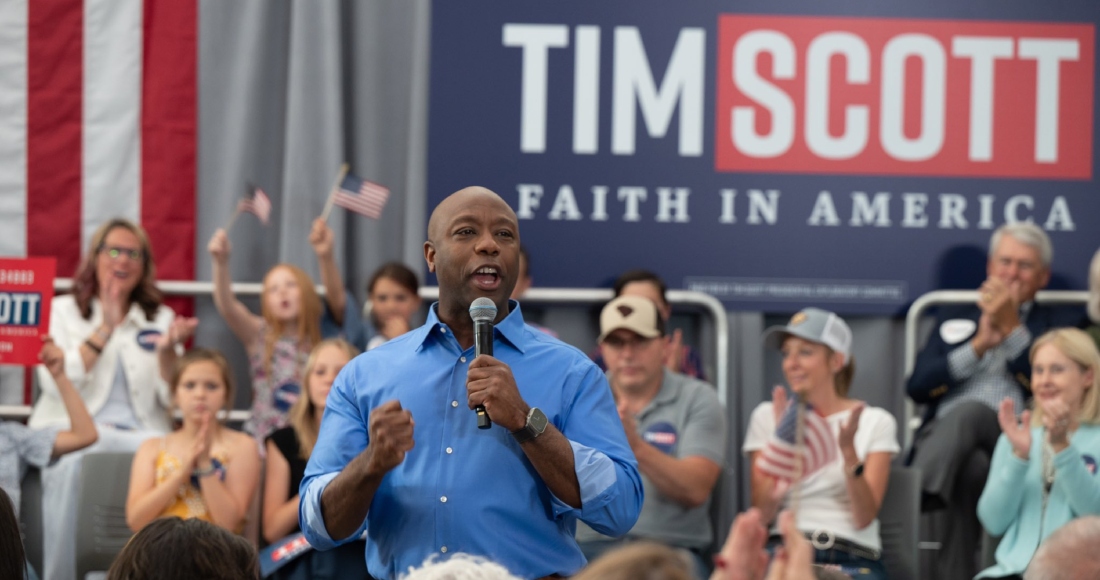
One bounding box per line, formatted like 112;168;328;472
190;458;225;487
84;339;103;354
192;464;218;478
95;325;112;341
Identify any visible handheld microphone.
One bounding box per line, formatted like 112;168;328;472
469;297;497;429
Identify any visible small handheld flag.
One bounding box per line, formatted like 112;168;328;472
756;400;838;483
238;184;272;225
331;173;390;219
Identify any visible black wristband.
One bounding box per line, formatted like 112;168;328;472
84;339;103;354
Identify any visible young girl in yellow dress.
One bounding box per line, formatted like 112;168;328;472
125;349;261;532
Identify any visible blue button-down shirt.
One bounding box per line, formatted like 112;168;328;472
300;301;643;579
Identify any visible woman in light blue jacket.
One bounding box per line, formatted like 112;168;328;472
977;327;1100;579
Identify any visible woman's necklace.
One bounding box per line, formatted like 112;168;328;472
1042;440;1056;496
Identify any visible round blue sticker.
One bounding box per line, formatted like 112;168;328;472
135;329;163;352
274;382;300;413
643;421;679;454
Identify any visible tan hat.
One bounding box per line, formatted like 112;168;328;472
598;295;665;343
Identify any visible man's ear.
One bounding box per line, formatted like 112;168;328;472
424;241;436;273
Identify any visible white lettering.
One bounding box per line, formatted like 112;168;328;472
573;26;601;154
655;187;691;222
548;185;583;220
901;193;930;227
1044;196;1075;231
590;186;610;221
719;189;737;224
806;32;870;159
808;191;840;226
747;189;780;224
938;194;968;228
612;27;705;156
618;186;647;221
952;37;1014;161
732;31;796;158
978;194;996;229
849;192;891;227
1018;38;1079;163
881;34;946;161
502;24;569;153
516;184;544;219
1004;194;1034;222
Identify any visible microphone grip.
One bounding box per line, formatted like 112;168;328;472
474;320;493;429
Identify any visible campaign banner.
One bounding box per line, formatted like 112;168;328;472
0;258;55;365
426;1;1100;314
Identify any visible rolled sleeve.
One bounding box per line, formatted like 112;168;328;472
948;341;981;382
299;472;356;550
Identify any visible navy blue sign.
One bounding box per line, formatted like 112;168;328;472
427;0;1100;314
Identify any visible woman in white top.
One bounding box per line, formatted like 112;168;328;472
30;218;195;580
742;308;898;580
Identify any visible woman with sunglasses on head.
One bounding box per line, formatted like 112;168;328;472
29;218;196;580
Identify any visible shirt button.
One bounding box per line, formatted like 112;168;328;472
441;546;448;553
440;328;448;334
451;400;459;408
440;496;448;503
446;447;453;454
460;357;466;363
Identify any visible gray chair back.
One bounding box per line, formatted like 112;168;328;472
879;465;920;580
75;452;135;579
19;466;44;577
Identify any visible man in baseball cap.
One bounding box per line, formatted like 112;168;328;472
577;295;727;579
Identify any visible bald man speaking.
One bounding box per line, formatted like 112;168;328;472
299;186;643;580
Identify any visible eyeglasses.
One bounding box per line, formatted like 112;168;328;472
99;245;144;261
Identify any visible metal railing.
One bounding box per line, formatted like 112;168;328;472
902;289;1089;450
1;279;730;420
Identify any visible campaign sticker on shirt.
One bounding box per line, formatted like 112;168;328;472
643;422;679;454
939;319;977;345
1083;454;1097;475
135;329;163;352
274;382;300;413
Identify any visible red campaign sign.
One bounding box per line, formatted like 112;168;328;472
715;15;1095;178
0;258;56;366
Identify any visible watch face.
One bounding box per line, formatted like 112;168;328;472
529;407;548;434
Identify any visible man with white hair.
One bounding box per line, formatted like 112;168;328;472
907;222;1087;580
1024;516;1100;580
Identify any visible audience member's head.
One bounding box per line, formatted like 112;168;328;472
511;244;533;300
261;263;323;337
74;217;163;320
763;308;856;397
106;516;258;580
366;261;422;329
0;487;27;580
1023;515;1100;580
572;541;694;580
1088;247;1100;324
613;269;671;321
399;553;521;580
987;222;1052;304
599;295;668;393
169;348;236;422
1029;327;1100;427
290;338;359;457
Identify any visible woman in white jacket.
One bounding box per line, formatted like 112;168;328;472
30;218;194;580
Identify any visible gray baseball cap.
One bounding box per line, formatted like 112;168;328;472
762;307;852;364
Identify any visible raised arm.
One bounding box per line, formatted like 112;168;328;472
156;317;198;384
39;338;98;457
838;405;893;529
263;438;302;543
207;229;262;347
309;217;347;325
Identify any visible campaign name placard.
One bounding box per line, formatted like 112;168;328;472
427;1;1100;314
0;258;56;366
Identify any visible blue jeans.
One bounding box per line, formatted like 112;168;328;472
766;538;887;580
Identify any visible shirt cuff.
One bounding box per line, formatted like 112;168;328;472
1001;325;1031;360
948;340;981;381
299;472;342;549
548;440;617;518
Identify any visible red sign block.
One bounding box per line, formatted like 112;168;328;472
715;15;1095;178
0;258;56;366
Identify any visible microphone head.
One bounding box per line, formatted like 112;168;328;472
469;297;498;324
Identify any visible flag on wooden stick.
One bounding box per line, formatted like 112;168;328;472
332;173;390;219
238;183;272;225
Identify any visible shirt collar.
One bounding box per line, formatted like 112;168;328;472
412;299;529;354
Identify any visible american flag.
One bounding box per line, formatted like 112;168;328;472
756;401;838;483
238;184;272;225
332;174;390;219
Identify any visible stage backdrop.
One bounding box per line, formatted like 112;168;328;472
427;0;1100;314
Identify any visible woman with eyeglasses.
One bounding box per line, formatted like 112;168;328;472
29;218;196;580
